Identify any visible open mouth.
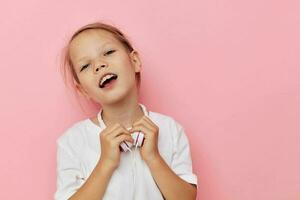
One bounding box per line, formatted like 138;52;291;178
99;74;118;88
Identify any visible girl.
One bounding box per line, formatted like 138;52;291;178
55;21;198;200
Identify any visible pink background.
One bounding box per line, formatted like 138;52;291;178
0;0;299;199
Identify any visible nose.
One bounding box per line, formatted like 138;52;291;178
93;62;107;73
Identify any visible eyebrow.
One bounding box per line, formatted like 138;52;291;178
76;42;112;63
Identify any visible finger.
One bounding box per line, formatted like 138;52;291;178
143;116;158;128
101;123;120;136
129;124;153;139
113;134;134;145
132;117;156;132
141;117;157;131
107;125;131;140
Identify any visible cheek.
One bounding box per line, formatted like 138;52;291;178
116;59;136;79
78;75;96;90
120;68;136;84
117;53;134;69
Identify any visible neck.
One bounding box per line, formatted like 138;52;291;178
100;88;144;129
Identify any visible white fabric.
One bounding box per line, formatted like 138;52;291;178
54;103;198;200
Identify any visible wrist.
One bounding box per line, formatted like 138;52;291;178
145;153;162;167
98;158;118;172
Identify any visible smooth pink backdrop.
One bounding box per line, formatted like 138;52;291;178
0;0;299;199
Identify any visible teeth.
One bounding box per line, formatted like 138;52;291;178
100;74;115;86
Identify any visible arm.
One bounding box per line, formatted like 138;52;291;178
146;156;197;200
68;159;116;200
129;116;198;200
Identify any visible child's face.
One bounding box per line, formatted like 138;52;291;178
69;29;141;105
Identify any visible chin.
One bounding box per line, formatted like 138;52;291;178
100;83;136;105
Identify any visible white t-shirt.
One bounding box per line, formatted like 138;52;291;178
55;103;198;200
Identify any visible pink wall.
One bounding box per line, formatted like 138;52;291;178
0;0;299;199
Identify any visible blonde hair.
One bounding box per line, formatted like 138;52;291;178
59;21;141;112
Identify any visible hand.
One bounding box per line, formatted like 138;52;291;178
99;123;134;170
129;115;161;164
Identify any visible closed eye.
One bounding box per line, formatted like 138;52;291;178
79;50;115;72
80;64;89;71
104;50;116;56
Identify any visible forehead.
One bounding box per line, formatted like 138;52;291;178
69;29;122;61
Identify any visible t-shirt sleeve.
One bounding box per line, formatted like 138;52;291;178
170;120;198;188
54;139;86;200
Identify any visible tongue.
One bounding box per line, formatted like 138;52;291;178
103;78;115;88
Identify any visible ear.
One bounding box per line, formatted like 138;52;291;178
75;83;91;100
129;50;142;73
